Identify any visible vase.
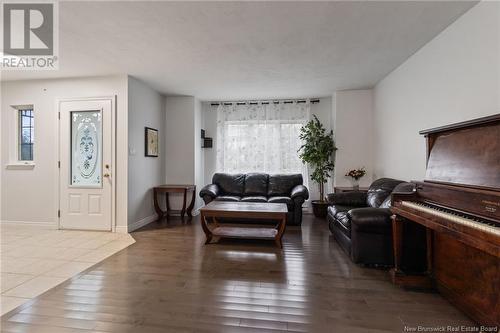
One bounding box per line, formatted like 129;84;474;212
352;178;360;191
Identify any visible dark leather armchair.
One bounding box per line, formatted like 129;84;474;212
327;178;414;266
200;173;309;225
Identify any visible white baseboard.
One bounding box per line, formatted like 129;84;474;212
0;220;57;228
114;225;128;234
127;214;157;232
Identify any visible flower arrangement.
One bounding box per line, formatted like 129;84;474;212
345;168;366;181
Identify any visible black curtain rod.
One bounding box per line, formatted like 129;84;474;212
211;99;320;106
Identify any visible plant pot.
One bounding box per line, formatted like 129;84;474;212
312;200;329;218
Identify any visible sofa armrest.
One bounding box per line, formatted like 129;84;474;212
349;207;394;266
350;208;392;232
291;185;309;201
199;184;220;199
327;192;367;207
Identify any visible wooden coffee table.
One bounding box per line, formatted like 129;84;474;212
199;201;288;248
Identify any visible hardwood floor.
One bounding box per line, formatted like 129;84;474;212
0;214;473;332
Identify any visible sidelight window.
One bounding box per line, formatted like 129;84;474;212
18;108;34;161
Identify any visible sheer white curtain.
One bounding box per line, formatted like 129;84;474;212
216;101;310;183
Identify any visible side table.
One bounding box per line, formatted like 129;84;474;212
153;185;196;220
334;186;369;194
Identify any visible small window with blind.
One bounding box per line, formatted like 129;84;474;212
17;107;34;161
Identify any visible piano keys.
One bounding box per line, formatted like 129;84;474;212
400;201;500;239
390;114;500;326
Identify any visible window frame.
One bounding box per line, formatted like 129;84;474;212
6;104;35;169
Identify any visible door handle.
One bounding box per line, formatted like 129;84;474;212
103;173;110;178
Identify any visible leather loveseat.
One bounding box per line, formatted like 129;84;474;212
200;173;309;225
327;178;413;266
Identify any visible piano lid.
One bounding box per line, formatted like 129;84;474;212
420;114;500;191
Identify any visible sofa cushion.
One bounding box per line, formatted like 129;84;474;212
366;178;404;208
212;173;245;196
244;173;268;196
349;208;392;234
335;211;351;237
268;196;293;209
214;195;241;202
379;182;415;208
268;174;303;196
327;205;355;234
379;196;391;209
241;196;267;203
327;205;336;218
328;205;354;217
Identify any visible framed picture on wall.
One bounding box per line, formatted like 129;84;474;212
145;127;159;157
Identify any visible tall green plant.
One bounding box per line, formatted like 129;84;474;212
298;115;337;202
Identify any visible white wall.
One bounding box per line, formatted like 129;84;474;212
202;103;217;188
0;83;2;224
165;97;195;185
164;96;204;213
0;75;129;230
193;99;204;210
373;1;500;181
333;90;374;188
127;77;165;231
200;97;334;201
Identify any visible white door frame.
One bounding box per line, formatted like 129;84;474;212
56;96;117;231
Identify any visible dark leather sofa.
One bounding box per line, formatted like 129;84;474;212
200;173;309;225
327;178;413;266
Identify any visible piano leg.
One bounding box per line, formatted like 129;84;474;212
390;214;434;290
392;214;404;275
426;228;433;277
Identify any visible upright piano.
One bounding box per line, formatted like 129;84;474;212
390;114;500;326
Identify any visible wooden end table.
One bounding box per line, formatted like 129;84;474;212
153;185;196;220
200;202;288;248
334;186;369;193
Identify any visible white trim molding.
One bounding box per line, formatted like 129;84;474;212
115;225;129;234
0;220;57;228
128;214;157;232
5;163;35;170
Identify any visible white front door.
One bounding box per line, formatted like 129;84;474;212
59;98;113;231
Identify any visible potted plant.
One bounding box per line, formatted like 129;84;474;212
298;115;337;218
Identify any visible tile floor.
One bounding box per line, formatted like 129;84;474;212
0;224;135;316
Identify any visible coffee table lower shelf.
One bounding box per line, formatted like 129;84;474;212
212;227;278;239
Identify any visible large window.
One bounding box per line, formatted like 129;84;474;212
18;108;34;161
216;101;310;177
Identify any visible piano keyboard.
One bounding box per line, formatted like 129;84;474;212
400;201;500;236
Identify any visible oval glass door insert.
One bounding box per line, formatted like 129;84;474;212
71;110;102;186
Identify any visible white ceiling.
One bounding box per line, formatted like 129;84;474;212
1;1;477;100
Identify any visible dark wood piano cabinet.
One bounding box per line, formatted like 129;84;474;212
390;114;500;326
